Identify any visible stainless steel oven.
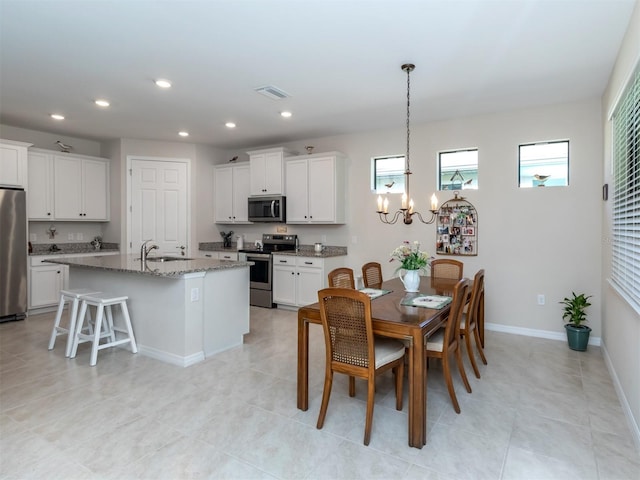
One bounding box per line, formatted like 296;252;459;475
239;234;297;308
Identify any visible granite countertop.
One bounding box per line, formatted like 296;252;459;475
46;254;252;278
198;242;347;258
30;242;120;256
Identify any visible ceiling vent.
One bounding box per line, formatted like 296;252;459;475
254;85;290;100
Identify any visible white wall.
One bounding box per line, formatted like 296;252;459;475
0;124;102;156
601;0;640;447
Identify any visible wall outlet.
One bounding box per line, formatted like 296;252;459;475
321;235;327;243
68;233;74;240
537;294;545;305
191;287;199;302
77;233;83;241
30;233;37;242
351;236;358;244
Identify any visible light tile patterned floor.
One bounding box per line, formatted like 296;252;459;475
1;307;638;479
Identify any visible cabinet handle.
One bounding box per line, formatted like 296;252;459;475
304;261;313;265
279;260;287;263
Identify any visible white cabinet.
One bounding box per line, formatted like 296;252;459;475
285;152;346;224
54;155;109;220
27;149;109;221
214;162;251;223
272;254;344;307
29;256;68;309
247;147;290;196
0;139;31;188
27;151;54;219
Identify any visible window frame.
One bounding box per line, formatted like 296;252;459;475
371;154;405;194
438;148;479;191
518;140;570;188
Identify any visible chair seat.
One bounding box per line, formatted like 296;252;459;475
426;329;445;352
374;338;406;368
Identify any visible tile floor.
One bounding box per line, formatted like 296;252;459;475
1;307;638;480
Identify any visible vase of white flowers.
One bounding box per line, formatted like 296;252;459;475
390;241;430;292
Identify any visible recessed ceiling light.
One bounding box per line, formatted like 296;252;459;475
51;114;65;120
155;79;172;89
95;99;110;107
225;122;236;128
280;111;292;118
178;131;189;137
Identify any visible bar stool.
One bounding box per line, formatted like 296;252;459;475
48;288;101;357
70;293;138;366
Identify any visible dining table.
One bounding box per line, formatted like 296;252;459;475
297;275;460;448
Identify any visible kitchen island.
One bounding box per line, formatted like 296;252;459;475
48;254;252;367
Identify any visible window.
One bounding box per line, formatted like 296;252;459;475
519;140;569;187
611;67;639;308
372;155;405;194
438;149;478;190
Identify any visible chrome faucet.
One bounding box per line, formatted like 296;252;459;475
140;239;159;262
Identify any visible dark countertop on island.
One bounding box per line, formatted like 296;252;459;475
46;254;252;278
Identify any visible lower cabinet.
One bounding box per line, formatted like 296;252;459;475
198;251;238;260
272;255;344;307
29;259;68;309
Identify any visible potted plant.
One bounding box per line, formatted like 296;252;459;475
560;292;592;351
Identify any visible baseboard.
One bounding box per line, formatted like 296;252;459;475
601;339;640;451
485;322;601;346
136;345;205;368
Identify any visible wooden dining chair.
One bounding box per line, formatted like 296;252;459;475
328;267;355;289
316;288;405;445
425;277;472;414
460;269;487;378
430;259;463;279
361;262;383;289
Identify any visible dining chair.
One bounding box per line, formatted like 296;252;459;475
430;259;463;279
316;288;405;445
361;262;383;289
460;269;487;378
425;277;472;414
328;267;356;289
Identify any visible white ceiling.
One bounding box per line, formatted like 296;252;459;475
0;0;635;150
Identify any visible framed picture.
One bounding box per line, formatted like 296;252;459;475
462;226;475;235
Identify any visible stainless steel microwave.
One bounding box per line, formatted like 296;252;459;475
248;195;286;223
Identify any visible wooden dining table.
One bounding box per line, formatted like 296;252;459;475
297;275;460;448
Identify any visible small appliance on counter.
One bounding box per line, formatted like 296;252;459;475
238;233;297;308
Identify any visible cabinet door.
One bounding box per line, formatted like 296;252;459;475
308;157;336;222
297;266;323;306
29;265;65;308
214;166;234;223
232;164;250;222
285;160;308;222
83;159;109;220
0;142;27;187
27;152;54;220
263;151;283;194
249;154;266;195
273;264;296;305
54;156;83;219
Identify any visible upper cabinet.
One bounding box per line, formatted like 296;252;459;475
27;149;110;221
0;139;31;188
285;151;347;224
214;162;251;224
247;147;291;196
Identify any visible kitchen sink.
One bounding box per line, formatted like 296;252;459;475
143;256;193;262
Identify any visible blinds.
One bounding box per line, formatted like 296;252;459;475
611;67;640;307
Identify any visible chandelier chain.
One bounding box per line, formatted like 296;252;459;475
406;65;411;174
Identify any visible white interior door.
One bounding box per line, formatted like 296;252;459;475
129;158;189;256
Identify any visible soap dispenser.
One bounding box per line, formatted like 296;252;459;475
236;235;244;250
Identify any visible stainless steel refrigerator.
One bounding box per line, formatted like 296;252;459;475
0;187;28;322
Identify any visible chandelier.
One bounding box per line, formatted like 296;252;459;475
376;63;438;225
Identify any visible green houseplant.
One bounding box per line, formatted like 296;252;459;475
560;292;592;351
